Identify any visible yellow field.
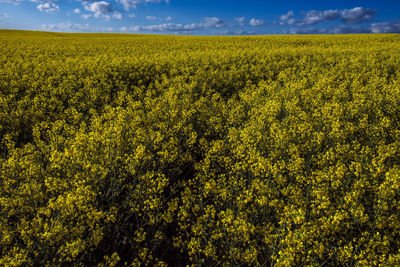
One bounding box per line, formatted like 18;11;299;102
1;30;400;265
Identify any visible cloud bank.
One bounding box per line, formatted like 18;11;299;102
286;21;400;35
120;17;228;33
280;7;377;26
117;0;169;11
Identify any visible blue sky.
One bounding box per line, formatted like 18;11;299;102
1;0;400;34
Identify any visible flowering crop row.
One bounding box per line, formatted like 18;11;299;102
1;30;400;265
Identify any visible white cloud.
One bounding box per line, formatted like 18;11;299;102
340;7;376;24
41;22;114;32
128;23;197;32
249;18;264;27
299;9;339;25
285;20;400;34
145;15;172;21
215;29;257;35
82;1;122;20
371;20;400;33
0;0;20;3
234;17;245;26
332;25;371;34
202;17;226;28
280;11;294;23
112;12;122;19
279;11;297;25
84;1;112;16
125;17;227;33
286;25;372;34
128;13;135;18
117;0;168;11
82;14;92;19
37;2;59;13
279;7;377;26
73;8;81;14
285;27;328;34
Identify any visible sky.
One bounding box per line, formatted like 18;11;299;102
0;0;400;35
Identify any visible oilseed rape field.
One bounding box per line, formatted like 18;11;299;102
1;29;400;266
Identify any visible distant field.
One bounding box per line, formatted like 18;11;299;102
1;30;400;266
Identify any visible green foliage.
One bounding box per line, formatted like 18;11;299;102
1;30;400;265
